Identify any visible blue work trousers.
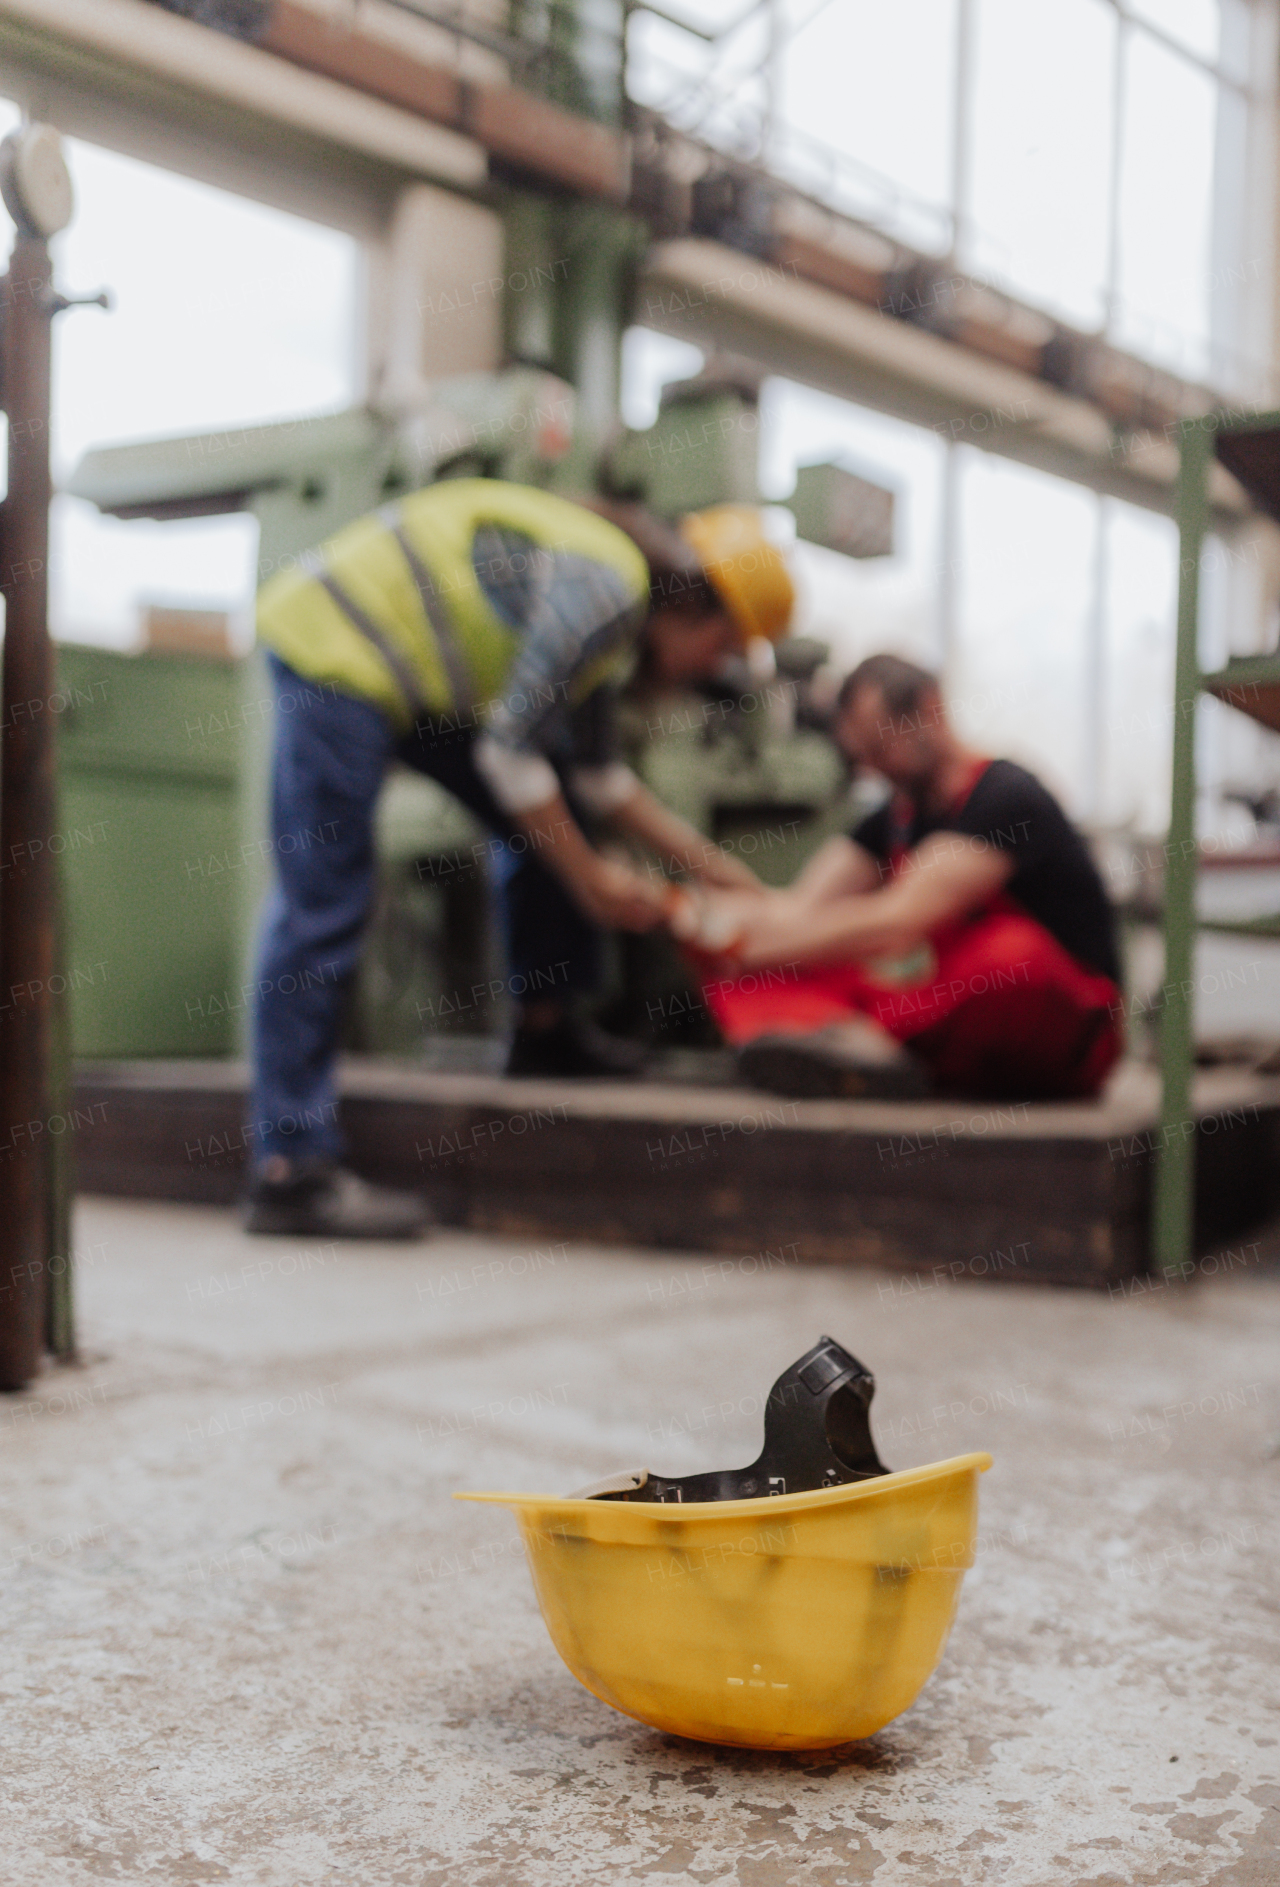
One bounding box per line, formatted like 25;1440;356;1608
249;655;600;1167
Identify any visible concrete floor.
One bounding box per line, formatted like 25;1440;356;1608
4;1198;1279;1887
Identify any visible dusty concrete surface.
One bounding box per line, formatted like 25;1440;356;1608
3;1197;1279;1886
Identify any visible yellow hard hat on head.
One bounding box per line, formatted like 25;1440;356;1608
680;504;795;645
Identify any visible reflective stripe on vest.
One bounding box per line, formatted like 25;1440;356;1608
380;506;477;718
299;551;426;718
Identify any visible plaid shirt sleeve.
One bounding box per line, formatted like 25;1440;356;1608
477;533;645;759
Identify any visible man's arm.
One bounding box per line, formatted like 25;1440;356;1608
508;791;668;931
787;835;884;905
606;781;760;890
731;831;1013;968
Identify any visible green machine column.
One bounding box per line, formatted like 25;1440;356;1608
501;186;644;493
503;0;634;487
1154;416;1213;1276
504;194;562;373
510;0;626;126
548;200;646;490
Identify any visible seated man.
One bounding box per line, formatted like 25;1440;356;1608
685;653;1123;1101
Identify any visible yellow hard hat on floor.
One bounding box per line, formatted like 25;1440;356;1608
457;1338;992;1749
459;1454;989;1749
680;504;795;645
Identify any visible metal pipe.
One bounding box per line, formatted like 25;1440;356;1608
1083;495;1110;824
0;235;56;1390
1153;415;1212;1278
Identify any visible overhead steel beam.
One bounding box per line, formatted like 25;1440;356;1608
639;238;1250;521
0;0;488;207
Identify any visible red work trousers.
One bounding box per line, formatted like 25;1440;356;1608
701;905;1122;1101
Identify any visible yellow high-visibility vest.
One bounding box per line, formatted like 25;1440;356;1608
256;480;649;730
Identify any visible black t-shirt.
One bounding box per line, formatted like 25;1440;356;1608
851;759;1120;984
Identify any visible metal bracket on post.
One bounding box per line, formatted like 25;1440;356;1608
48;288;112;316
1154;414;1213;1280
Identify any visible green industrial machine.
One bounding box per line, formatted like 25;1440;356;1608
55;642;243;1056
65;358;891;1061
1158;414;1280;1273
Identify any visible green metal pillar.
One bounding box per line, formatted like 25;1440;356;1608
503;194;560;372
1154;416;1212;1276
548;200;645;491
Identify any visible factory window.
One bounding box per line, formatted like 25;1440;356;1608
756;377;948;674
1110;21;1226;381
1097;500;1180;835
0;124;361;649
964;0;1119;331
950;453;1101;819
770;0;958;254
629;0;1274;393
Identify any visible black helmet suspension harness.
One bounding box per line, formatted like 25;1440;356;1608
578;1338;889;1503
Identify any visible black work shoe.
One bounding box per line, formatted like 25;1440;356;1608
505;1015;648;1079
244;1160;431;1239
738;1022;930;1101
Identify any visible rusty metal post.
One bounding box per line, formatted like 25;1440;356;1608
0;233;57;1390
